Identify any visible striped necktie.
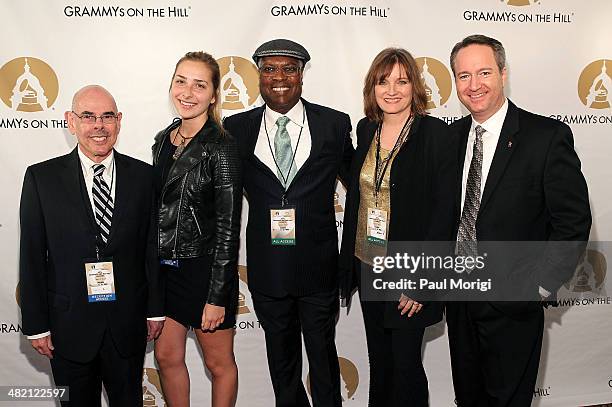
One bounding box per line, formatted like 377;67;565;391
456;125;485;259
92;164;114;244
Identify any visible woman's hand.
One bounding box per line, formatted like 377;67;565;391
397;294;423;317
201;303;225;331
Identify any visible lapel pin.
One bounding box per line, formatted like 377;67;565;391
508;141;513;148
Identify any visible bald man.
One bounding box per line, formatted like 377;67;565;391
19;85;164;406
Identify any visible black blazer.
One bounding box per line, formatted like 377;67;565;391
451;100;591;310
339;115;457;328
19;149;163;362
224;99;354;297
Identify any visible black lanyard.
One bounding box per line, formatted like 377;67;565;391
264;106;305;196
373;115;413;205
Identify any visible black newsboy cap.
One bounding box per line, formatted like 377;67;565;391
252;39;311;64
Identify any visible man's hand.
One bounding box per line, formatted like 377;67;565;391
201;304;225;331
398;294;423;317
147;320;164;342
30;335;54;358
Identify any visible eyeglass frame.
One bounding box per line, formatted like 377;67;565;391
258;65;303;77
71;111;120;124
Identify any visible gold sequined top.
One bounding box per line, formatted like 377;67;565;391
355;140;398;265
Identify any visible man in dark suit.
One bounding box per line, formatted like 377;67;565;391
446;35;591;406
224;39;353;407
19;85;164;406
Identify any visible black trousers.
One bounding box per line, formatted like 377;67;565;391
360;299;429;407
446;302;544;407
252;289;341;407
50;329;145;407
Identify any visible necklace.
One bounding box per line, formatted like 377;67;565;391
172;127;197;160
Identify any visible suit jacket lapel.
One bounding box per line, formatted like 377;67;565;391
61;148;95;234
291;99;321;184
349;120;376;196
394;114;422;158
246;106;281;181
456;118;471;214
245;106;263;156
479;101;519;213
357;121;376;166
106;150;128;247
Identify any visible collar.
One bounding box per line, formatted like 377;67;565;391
470;98;508;137
265;100;305;129
78;147;115;177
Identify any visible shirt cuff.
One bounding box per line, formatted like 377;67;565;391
27;331;51;340
147;317;165;321
539;286;552;298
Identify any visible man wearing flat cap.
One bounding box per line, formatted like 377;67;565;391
224;38;353;406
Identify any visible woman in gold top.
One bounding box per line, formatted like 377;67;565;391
339;48;456;406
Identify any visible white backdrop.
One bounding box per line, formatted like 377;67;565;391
1;0;612;406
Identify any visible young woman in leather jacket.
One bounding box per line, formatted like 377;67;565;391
152;51;242;407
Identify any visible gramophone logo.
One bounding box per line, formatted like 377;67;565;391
142;368;165;406
578;60;612;109
307;357;359;401
237;265;251;315
506;0;539;5
415;57;452;110
565;249;607;293
0;57;59;112
217;56;260;111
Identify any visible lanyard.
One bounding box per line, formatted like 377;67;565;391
373;115;414;206
264;106;305;197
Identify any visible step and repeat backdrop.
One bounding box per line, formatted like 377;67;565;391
2;0;612;406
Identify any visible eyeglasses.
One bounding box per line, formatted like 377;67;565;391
72;111;119;124
259;65;301;77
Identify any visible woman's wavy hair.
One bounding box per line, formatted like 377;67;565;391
363;48;428;122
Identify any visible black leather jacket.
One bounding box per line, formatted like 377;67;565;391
153;119;242;306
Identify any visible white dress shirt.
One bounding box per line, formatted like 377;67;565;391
78;148;117;208
254;100;312;186
460;98;508;210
